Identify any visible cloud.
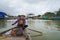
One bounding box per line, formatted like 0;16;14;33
0;0;60;16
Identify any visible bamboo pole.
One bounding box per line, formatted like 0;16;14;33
27;28;42;34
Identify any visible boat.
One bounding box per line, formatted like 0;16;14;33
0;27;31;40
0;26;43;40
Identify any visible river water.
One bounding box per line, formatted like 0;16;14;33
0;19;60;40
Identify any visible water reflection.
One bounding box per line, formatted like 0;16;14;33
53;20;60;26
52;21;60;31
28;20;60;40
0;19;6;29
0;19;60;40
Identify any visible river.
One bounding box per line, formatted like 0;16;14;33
0;19;60;40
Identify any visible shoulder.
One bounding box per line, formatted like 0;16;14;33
17;18;21;21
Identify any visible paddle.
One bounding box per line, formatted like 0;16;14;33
0;27;17;34
27;28;42;33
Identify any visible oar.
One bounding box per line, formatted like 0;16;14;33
0;27;17;34
27;28;43;37
27;28;43;34
31;34;42;37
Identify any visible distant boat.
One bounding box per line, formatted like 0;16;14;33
0;12;7;19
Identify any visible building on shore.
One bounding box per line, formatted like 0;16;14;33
27;13;35;19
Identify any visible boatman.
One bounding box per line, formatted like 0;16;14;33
12;15;27;30
12;15;28;35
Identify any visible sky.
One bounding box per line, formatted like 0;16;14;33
0;0;60;16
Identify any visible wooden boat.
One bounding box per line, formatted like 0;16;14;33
0;26;43;40
0;27;31;40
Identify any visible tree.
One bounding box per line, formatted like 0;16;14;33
43;12;55;17
37;15;41;17
56;9;60;16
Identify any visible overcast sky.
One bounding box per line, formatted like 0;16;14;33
0;0;60;16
